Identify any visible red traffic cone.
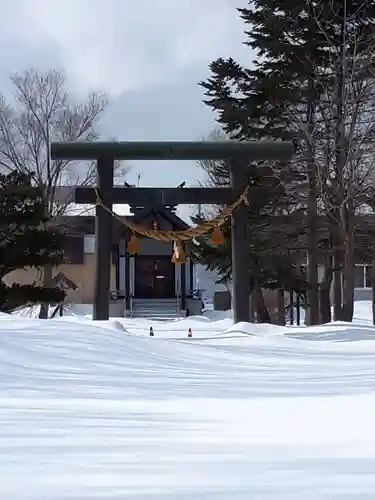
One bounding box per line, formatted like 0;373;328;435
149;326;154;337
188;328;192;338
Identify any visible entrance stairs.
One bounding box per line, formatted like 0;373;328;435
127;298;184;320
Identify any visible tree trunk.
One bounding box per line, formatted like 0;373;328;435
252;287;271;323
296;293;301;325
305;4;319;326
332;18;347;323
319;253;333;324
250;290;255;322
276;289;285;326
332;226;344;321
341;230;355;322
289;290;294;325
319;285;331;324
333;252;343;321
39;264;53;319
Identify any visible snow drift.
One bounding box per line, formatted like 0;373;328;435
1;302;375;498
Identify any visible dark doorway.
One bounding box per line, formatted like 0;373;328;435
134;256;175;298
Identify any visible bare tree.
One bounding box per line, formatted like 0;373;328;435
0;68;129;317
0;69;110;212
276;1;375;322
309;1;375;321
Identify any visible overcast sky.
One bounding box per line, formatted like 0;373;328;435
0;0;252;215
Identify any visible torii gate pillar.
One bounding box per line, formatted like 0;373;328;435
94;156;114;322
230;157;250;324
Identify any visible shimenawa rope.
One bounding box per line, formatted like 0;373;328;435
93;185;249;242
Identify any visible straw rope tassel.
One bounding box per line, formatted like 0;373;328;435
210;225;226;245
171;240;185;264
127;232;140;254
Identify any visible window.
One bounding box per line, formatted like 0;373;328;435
354;264;372;289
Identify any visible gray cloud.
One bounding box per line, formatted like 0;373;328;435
0;0;252;198
10;0;249;95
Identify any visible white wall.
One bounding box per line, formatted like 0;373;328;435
194;264;227;304
83;235;95;254
318;263;372;303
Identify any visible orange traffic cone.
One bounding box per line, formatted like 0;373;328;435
188;328;192;338
149;326;154;337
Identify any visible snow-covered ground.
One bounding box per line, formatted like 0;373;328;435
2;302;375;498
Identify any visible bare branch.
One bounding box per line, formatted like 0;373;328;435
0;68;130;216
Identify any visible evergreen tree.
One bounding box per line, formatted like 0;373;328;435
199;0;375;323
201;1;375;141
0;171;66;312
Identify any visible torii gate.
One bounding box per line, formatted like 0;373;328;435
51;141;293;322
